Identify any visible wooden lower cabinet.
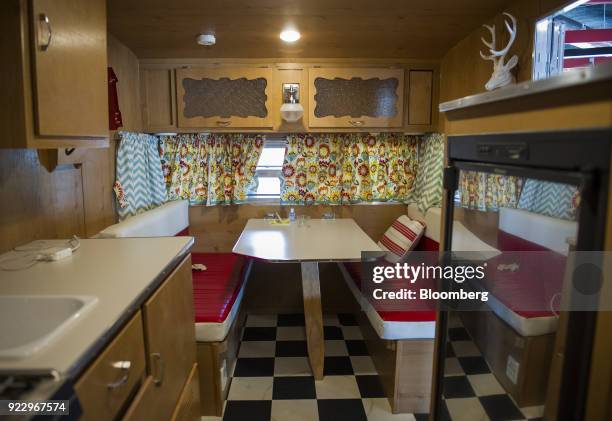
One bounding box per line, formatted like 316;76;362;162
76;255;200;420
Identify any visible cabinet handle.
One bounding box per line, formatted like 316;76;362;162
107;360;131;390
349;120;364;126
38;14;53;51
151;352;164;385
216;120;231;127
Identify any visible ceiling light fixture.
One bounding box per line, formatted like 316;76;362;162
280;29;300;43
196;33;216;46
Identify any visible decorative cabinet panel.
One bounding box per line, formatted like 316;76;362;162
0;0;108;148
176;67;273;129
308;68;405;128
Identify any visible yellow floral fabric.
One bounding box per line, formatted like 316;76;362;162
457;171;523;211
341;133;419;203
207;133;264;205
281;134;345;205
160;133;263;205
280;133;419;205
159;133;209;205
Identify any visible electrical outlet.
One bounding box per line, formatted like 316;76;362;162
506;355;519;384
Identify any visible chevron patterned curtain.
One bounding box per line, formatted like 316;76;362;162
409;133;445;213
114;131;166;220
457;171;523;212
518;179;580;220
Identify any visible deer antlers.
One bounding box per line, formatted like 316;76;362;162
480;12;517;61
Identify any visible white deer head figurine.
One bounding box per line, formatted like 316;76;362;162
480;12;518;91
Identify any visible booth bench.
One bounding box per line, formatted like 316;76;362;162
98;200;251;416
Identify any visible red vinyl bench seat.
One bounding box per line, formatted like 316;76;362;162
192;253;249;342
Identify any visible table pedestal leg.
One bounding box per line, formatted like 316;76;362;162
301;261;324;380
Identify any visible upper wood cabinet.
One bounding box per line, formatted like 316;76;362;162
141;68;177;132
407;70;434;126
308;68;405;128
176;67;273;129
0;0;108;148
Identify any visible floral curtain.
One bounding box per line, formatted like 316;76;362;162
114;131;166;220
341;133;419;203
280;133;422;205
159;133;264;206
159;133;209;205
206;133;264;205
457;171;523;211
281;134;345;205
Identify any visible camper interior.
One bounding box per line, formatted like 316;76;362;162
1;0;612;420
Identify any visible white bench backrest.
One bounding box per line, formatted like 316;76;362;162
98;200;189;238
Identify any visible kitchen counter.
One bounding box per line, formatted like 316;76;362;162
0;237;193;379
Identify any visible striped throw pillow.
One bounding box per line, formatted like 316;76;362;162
378;215;425;263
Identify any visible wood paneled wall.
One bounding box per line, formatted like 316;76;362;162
437;0;612;135
188;204;407;253
0;37;140;253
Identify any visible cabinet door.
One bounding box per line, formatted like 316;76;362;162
176;67;273;129
30;0;108;138
171;364;201;421
141;68;177;131
308;68;404;128
407;70;433;126
141;256;197;420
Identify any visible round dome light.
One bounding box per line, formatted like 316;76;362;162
196;33;216;46
280;29;300;43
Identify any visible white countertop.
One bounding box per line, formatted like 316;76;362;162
0;237;193;377
232;218;381;262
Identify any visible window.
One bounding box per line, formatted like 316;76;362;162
533;0;612;80
248;138;286;201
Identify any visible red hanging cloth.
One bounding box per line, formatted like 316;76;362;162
108;67;123;130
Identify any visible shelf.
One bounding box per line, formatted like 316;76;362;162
439;62;612;113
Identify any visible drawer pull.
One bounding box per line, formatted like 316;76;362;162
107;360;131;389
349;120;364;126
38;14;53;51
152;352;164;385
216;120;231;127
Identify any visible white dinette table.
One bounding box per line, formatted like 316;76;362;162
232;218;381;379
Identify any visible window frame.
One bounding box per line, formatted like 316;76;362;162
247;137;287;203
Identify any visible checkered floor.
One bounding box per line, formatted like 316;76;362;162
202;313;544;421
211;313;428;421
439;313;545;421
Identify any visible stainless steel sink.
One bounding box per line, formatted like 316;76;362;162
0;295;97;359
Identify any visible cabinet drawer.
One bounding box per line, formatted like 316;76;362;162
75;311;146;421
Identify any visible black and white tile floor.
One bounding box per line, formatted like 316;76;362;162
438;313;545;421
201;313;544;421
